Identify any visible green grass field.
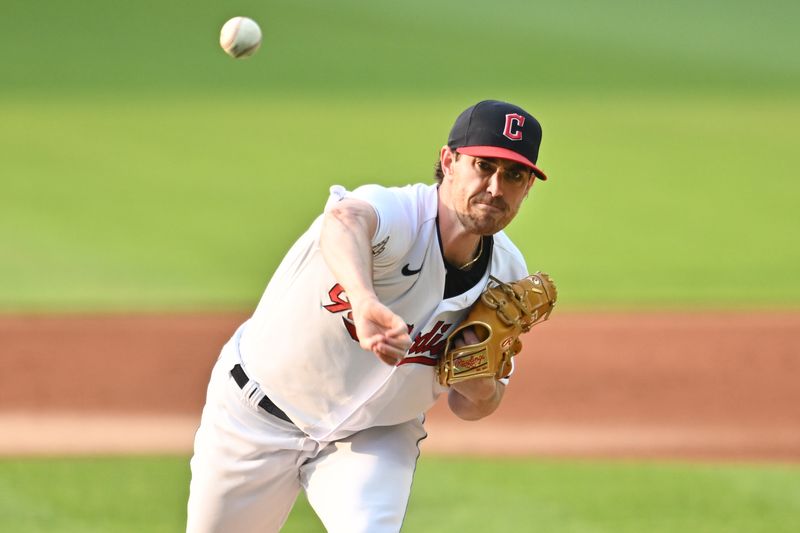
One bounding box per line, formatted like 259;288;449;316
1;456;799;533
1;0;798;311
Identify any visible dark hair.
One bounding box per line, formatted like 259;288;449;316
433;160;444;184
433;149;458;184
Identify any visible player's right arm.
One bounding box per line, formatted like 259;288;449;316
320;198;411;365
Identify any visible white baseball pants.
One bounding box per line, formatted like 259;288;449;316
186;336;427;533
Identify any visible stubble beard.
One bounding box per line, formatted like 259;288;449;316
459;195;515;236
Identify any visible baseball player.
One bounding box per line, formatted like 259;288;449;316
186;100;550;533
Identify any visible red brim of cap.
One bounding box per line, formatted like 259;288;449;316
456;146;548;180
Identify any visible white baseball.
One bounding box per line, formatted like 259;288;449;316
219;17;262;58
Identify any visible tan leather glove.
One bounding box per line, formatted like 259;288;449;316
437;272;557;386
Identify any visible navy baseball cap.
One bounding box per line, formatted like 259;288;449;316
448;100;547;180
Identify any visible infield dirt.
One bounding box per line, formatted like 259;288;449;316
1;312;799;461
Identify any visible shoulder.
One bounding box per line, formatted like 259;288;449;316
338;182;438;265
348;182;437;229
350;183;436;211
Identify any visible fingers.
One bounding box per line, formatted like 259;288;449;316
384;325;411;348
461;326;480;344
382;325;412;362
373;340;408;366
385;322;411;340
367;330;411;366
357;329;410;366
352;300;412;366
453;326;479;348
359;326;410;352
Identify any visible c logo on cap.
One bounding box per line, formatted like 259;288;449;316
503;113;525;141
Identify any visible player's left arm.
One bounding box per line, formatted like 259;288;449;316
448;378;505;421
446;328;506;420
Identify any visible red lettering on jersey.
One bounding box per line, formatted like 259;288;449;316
323;283;351;314
503;113;525;141
324;283;414;344
408;321;452;356
342;311;359;342
398;356;437;367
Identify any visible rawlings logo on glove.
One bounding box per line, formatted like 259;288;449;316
436;272;557;386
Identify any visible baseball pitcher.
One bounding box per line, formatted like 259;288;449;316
186;100;557;532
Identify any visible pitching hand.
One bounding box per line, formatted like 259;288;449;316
351;296;411;366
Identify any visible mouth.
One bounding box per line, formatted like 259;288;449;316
473;200;507;213
472;193;508;211
476;204;501;213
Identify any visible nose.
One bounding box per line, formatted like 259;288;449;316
486;171;503;197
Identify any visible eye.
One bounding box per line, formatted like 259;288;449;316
504;167;531;186
476;160;493;172
502;170;524;185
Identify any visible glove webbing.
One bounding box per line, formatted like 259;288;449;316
482;275;550;332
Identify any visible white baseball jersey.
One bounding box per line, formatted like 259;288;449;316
237;183;528;442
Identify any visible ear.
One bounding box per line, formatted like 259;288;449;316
440;146;456;178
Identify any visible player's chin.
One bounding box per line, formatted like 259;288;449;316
466;212;510;235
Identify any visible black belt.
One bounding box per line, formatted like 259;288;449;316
230;364;293;424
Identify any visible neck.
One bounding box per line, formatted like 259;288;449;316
437;203;483;268
456;237;484;270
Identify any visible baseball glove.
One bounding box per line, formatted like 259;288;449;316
437;272;557;386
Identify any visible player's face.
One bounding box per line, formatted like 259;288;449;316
443;149;535;235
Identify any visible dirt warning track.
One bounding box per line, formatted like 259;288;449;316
1;311;799;460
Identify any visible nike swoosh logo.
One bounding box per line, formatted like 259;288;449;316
401;263;423;276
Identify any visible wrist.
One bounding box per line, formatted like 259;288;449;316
348;290;379;312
